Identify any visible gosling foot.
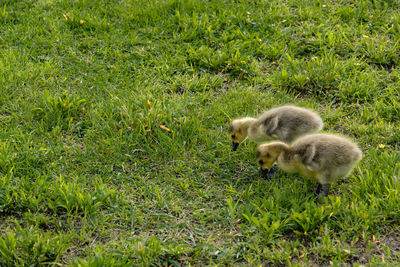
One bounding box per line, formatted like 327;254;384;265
321;184;331;197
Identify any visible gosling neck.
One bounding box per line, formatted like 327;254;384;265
277;144;294;163
240;117;256;136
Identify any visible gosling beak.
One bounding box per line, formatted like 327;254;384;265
260;168;275;179
232;142;239;151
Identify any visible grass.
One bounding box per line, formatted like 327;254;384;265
0;0;399;265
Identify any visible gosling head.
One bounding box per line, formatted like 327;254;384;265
255;142;286;170
228;118;254;151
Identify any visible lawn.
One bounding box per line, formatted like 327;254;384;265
0;0;399;265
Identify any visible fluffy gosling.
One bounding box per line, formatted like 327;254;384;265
228;105;323;151
255;133;362;197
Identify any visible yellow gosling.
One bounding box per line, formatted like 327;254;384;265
256;133;362;197
229;105;323;151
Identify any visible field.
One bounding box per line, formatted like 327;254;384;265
0;0;399;265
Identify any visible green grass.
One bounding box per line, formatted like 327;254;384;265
0;0;399;265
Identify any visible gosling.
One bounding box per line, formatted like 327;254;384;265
255;133;362;197
229;105;323;152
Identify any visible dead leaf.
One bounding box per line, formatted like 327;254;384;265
160;125;170;132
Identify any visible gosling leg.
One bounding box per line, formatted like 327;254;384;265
232;141;239;151
314;183;322;196
321;184;331;197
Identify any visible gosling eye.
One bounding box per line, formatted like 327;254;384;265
231;134;236;139
258;159;264;165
